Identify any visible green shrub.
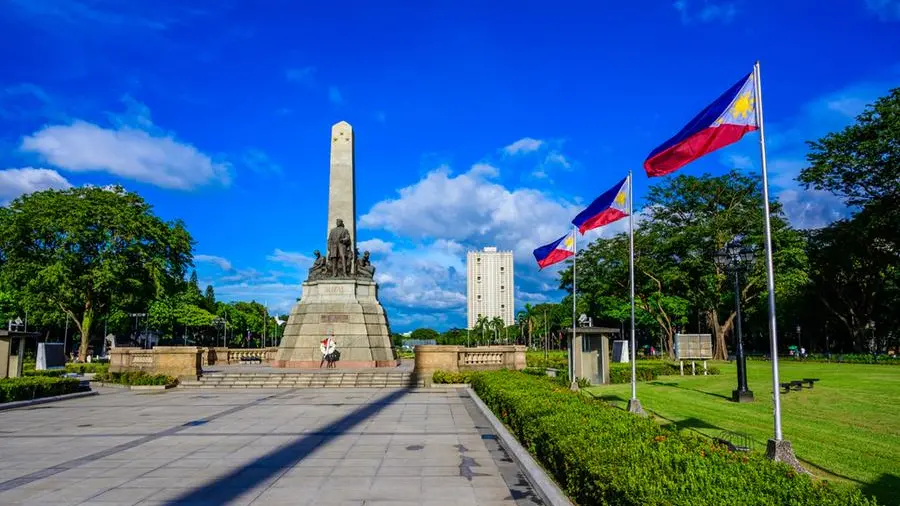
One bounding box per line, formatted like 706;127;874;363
432;370;475;384
748;354;899;365
471;371;877;506
94;371;176;386
0;377;82;403
65;363;109;374
609;362;720;383
23;369;67;378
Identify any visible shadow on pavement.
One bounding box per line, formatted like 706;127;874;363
164;387;411;505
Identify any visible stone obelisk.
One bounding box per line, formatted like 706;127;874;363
273;121;396;369
328;121;356;264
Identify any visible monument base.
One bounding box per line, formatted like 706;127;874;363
274;278;397;369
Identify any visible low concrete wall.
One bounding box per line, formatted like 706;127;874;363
202;347;278;366
414;345;526;386
109;346;202;380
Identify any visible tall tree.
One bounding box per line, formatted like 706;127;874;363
0;186;193;360
204;285;216;312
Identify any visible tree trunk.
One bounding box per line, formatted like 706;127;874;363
709;309;727;360
79;302;94;361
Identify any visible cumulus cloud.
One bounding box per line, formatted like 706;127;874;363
267;249;313;269
357;238;394;254
241;149;281;174
20;98;229;190
778;189;847;229
285;66;316;86
194;254;234;272
0;167;72;204
503;137;544;155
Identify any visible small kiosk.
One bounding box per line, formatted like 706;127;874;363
566;326;620;385
1;330;41;379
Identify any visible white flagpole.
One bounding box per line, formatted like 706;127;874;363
627;173;644;415
571;225;577;386
754;62;791;459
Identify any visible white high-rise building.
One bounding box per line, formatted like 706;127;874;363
467;247;515;329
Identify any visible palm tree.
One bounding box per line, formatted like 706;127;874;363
490;317;504;344
475;315;489;346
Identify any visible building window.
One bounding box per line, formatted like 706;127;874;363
477;295;481;300
501;285;504;290
501;304;505;308
500;267;504;271
477;276;481;281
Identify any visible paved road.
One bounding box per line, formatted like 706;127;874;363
0;387;544;505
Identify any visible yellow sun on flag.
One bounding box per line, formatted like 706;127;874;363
564;236;574;249
731;92;754;119
614;190;627;207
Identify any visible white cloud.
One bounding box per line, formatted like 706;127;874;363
372;240;467;311
543;152;571;169
360;164;589;263
20;98;229;190
194;254;234;272
778;189;847;229
328;86;343;105
267;249;313;269
503;137;544;155
358;238;394;254
0;167;72;204
865;0;900;20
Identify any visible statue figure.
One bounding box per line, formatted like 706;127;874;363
308;249;327;280
326;218;352;277
357;250;375;278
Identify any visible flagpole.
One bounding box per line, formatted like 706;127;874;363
754;61;799;468
571;225;577;386
626;172;644;415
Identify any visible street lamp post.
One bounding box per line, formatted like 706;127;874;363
715;240;755;403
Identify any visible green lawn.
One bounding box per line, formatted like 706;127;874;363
585;360;900;505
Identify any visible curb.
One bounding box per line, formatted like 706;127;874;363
95;382;176;390
0;390;99;411
466;387;574;506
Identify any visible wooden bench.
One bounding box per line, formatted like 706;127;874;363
802;378;819;388
780;381;804;393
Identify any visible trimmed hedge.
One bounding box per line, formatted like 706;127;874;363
432;370;475;384
66;363;109;374
24;369;67;378
471;370;877;506
748;354;899;365
94;371;176;386
0;377;82;403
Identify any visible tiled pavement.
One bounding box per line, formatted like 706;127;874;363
0;386;544;505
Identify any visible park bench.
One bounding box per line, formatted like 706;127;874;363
802;378;819;388
780;381;803;393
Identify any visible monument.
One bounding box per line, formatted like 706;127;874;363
273;121;397;368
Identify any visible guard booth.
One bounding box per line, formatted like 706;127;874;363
674;333;713;375
0;330;41;378
566;326;620;385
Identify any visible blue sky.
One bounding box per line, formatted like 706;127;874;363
1;0;898;331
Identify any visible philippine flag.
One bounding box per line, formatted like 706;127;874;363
533;230;576;269
644;72;758;177
571;176;630;234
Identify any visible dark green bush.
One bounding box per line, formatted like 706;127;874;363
66;363;109;374
0;377;81;403
748;354;899;365
471;371;877;506
609;362;720;383
23;369;67;378
95;371;176;386
432;370;475;384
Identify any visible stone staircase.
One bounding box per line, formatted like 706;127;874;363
179;371;423;389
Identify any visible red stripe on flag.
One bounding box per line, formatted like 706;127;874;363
576;208;628;234
537;249;574;269
644;124;757;177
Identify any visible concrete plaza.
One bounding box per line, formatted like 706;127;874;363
0;387;544;505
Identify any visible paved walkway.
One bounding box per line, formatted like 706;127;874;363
0;387;544;505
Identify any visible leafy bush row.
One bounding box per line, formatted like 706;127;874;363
432;370;475;384
95;371;176;386
610;362;720;383
748;353;899;365
66;362;110;374
0;377;82;403
471;371;876;506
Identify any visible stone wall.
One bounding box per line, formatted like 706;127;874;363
109;347;202;380
202;347;279;366
413;345;526;386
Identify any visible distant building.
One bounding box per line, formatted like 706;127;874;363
466;247;514;329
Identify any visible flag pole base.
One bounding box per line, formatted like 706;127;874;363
569;380;580;392
766;439;808;474
627;398;646;417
